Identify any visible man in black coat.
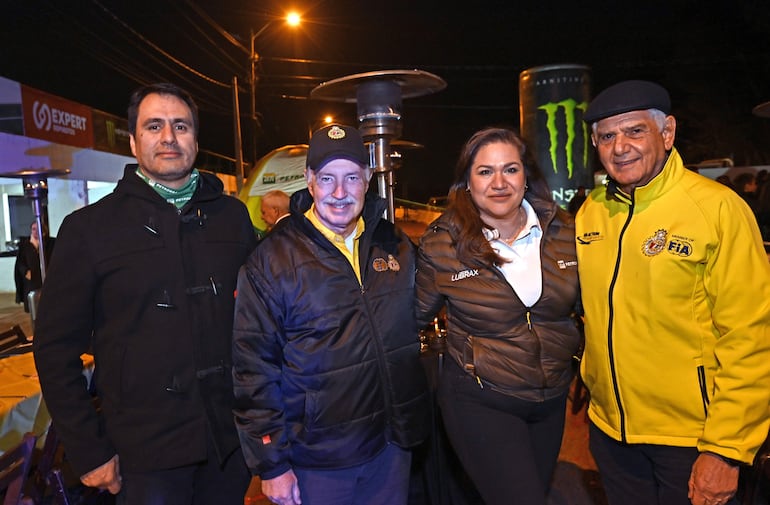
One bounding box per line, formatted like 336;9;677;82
33;83;257;504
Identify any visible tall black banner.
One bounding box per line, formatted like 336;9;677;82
519;64;594;208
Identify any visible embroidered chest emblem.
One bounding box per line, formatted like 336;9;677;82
372;255;401;272
387;254;400;272
642;229;668;256
372;257;388;272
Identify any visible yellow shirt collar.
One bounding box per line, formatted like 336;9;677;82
305;204;365;246
305;204;366;284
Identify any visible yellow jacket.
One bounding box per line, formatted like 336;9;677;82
576;148;770;464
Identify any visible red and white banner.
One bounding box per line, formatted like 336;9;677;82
21;85;93;148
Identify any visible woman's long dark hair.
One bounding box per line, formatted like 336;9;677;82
443;126;552;267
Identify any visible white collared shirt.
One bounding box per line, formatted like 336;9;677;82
484;199;543;307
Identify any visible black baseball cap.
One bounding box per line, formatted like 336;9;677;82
306;124;368;171
584;80;671;123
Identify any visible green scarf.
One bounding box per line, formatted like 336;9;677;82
136;168;200;208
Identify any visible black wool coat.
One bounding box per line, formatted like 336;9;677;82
33;164;257;475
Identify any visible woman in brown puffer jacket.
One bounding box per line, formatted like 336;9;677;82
415;126;581;505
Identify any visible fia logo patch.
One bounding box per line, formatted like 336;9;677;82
666;235;693;257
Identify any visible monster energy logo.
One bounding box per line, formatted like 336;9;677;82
537;99;588;178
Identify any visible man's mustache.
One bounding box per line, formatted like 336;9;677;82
322;197;356;206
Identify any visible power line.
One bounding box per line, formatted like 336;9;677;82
182;0;249;56
173;6;244;77
90;0;232;89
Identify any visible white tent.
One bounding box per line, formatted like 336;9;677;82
238;144;307;232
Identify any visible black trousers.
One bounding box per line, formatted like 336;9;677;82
589;422;741;505
116;430;251;505
437;358;567;505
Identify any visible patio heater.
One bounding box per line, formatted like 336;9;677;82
310;70;446;222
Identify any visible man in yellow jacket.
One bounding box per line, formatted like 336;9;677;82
576;79;770;505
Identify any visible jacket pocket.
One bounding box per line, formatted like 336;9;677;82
95;224;166;264
461;335;485;389
696;364;709;416
303;391;318;432
462;334;475;371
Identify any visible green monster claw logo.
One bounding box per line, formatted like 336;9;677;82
537;99;589;178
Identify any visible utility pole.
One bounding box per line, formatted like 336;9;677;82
232;76;244;194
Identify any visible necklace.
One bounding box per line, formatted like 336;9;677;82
501;206;526;245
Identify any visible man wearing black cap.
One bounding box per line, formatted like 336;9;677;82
231;124;428;505
575;80;770;505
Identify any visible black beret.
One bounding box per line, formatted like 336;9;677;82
306;124;368;171
584;80;671;123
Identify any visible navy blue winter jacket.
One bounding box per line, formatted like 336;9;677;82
232;190;429;479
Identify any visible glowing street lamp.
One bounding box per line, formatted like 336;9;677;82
234;12;301;194
249;12;301;141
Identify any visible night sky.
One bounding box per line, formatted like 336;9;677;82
3;0;770;202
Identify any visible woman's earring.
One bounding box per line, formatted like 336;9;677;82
524;184;529;190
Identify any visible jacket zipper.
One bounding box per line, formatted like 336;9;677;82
473;221;552;392
608;199;634;442
317;222;397;425
526;309;547;391
359;255;395;429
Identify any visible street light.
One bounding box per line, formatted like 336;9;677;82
232;13;300;195
307;114;338;140
248;13;301;161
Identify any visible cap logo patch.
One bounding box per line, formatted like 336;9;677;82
328;126;346;140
